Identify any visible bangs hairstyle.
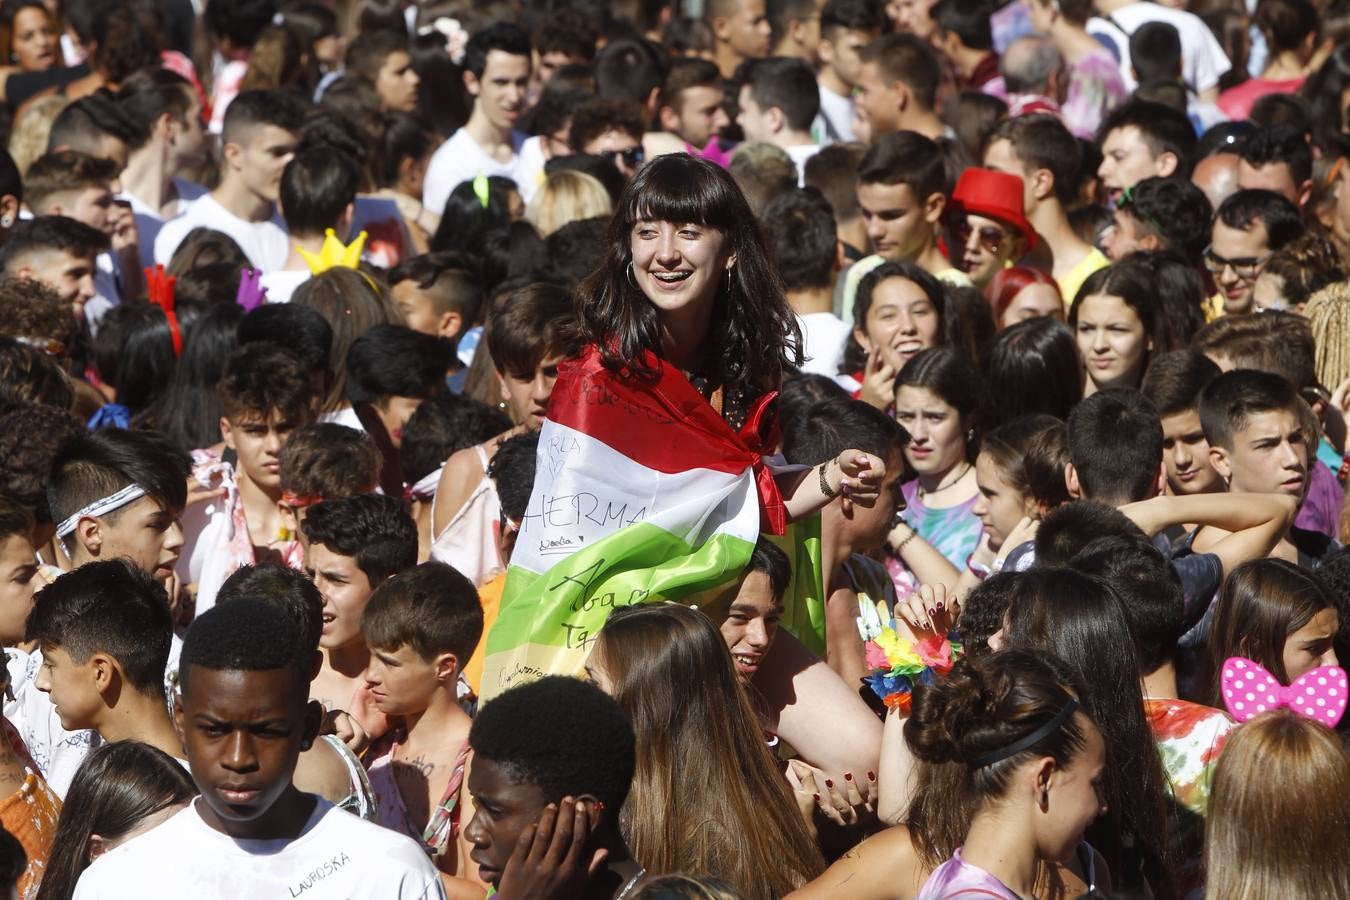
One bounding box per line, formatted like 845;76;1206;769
980;414;1071;511
1210;558;1337;691
47;429;190;536
360;562;483;664
217;343;315;424
486;282;573;381
300;493;418;586
0;493;33;544
576;154;802;393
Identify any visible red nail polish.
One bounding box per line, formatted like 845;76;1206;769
845;772;854;781
825;779;834;788
867;771;876;781
813;793;820;803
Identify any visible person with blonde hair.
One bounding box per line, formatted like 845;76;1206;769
6;94;67;176
524;169;612;237
1204;710;1350;899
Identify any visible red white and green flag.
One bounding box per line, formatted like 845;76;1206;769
480;346;822;701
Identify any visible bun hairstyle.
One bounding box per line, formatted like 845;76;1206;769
905;650;1089;800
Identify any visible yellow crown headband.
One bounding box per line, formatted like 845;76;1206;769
298;229;368;275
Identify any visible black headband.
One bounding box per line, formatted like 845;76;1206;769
970;697;1079;769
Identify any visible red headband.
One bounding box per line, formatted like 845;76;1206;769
281;490;323;509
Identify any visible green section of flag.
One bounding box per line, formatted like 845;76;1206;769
482;523;757;697
768;514;827;655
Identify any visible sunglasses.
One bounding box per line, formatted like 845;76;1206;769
1203;246;1270;281
599;146;645;168
951;220;1009;255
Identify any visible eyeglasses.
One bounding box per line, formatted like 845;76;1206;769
951;220;1009;255
599;146;645;168
1203;245;1270;281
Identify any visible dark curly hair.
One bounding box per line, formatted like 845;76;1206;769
0;405;82;523
300;494;417;586
469;675;636;821
0;337;73;415
575;154;802;401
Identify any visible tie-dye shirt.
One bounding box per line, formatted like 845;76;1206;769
888;480;983;598
1146;698;1236;898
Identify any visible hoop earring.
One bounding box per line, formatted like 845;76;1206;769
626;261;638;288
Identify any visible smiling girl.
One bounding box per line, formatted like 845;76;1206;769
842;261;947;411
1069;262;1160;396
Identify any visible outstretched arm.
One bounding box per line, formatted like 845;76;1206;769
781;451;886;522
1119;492;1298;574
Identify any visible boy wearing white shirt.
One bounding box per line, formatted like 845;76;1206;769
735;57;821;185
422;23;531;216
1088;0;1231;101
154;90;302;272
73;599;445;899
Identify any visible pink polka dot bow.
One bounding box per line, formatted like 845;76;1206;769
1221;657;1347;728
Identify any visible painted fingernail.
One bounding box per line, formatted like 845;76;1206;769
844;772;854;781
813;793;820;803
936;602;944;611
825;779;834;788
867;771;876;781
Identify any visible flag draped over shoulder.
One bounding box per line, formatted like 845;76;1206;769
480;345;790;701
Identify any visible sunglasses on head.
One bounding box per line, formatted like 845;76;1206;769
599;146;645;168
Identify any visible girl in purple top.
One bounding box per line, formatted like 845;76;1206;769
906;651;1108;900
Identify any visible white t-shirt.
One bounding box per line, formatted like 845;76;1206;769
122;178;208;271
153;194;290;273
421;127;526;217
786;143;822;186
73;797;446;899
1087;4;1231;94
815;85;856;144
797;311;853;377
259;269;310;305
514;134;548;204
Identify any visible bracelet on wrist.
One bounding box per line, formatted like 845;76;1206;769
891;525;918;554
818;460;839;498
966;553;992;580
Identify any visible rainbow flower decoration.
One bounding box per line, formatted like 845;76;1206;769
863;626;962;715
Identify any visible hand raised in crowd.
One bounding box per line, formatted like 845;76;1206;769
858;350;897;412
495;797;607;900
895;582;960;638
830;450;886;505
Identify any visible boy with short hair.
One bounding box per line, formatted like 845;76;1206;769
841;131;966;322
815;0;884;144
263;146;362;304
361;563;483;877
735;57;820;181
302;494;418;739
71;599;445;898
465;676;642;897
760;188;851;376
1141;350;1224;498
27;560;181;761
388;252;484;349
706;537;790;685
932;0;999;89
982;114;1107;303
46;428;189;581
344;30;421;113
153;90;304;271
0;216;108;321
178;343;317;614
422;23;531;215
705;0;772;78
653;58;731;162
24;150;139;327
277;423;381;544
1196;369;1333;565
1095;99;1198;206
854;33;944;140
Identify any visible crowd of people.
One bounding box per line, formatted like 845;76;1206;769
0;0;1346;896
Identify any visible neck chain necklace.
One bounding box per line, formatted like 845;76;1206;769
919;461;971;499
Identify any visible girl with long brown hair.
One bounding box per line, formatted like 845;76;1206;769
586;604;825;900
